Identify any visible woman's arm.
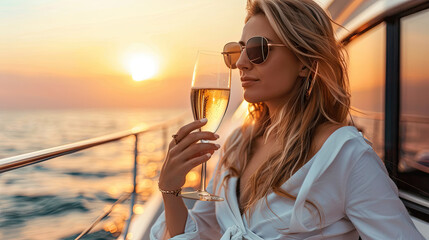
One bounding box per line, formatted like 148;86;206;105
345;149;425;240
157;119;220;237
151;175;221;240
162;194;188;237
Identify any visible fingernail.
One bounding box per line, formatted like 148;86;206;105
200;118;208;123
206;153;211;157
215;144;220;149
214;134;220;139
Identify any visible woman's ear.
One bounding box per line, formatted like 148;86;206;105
298;64;309;78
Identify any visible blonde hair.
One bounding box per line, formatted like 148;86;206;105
214;0;350;223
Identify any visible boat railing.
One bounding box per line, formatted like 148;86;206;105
0;113;187;240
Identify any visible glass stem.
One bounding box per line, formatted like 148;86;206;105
200;162;206;192
200;139;208;192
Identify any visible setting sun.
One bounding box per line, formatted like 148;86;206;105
127;54;159;81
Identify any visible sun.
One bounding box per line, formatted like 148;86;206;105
127;54;159;81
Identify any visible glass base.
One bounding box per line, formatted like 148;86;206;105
180;190;224;201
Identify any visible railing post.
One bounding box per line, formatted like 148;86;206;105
122;134;139;239
162;126;169;156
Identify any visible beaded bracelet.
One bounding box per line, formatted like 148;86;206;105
158;182;182;197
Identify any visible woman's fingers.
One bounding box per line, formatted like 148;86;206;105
173;118;208;144
184;153;213;171
159;142;217;190
171;131;219;154
176;142;220;162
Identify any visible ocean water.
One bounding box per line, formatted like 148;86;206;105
0;108;187;240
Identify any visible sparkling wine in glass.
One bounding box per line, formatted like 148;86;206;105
180;51;231;201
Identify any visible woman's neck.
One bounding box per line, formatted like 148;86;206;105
264;95;291;121
265;101;287;128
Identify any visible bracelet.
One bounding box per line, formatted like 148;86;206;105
158;182;182;197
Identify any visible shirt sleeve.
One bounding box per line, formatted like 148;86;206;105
345;148;425;240
150;176;222;240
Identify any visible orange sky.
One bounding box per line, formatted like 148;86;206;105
4;0;424;111
0;0;247;109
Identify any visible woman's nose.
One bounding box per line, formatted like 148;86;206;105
236;48;252;70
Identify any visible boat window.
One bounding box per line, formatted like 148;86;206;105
399;8;429;198
345;23;386;159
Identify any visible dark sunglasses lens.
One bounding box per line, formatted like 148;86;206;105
223;42;241;69
247;37;268;64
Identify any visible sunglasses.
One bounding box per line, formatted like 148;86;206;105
222;36;286;69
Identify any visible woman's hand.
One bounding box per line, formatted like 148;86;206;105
158;118;220;192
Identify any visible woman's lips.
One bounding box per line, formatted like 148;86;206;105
241;80;258;87
241;77;259;87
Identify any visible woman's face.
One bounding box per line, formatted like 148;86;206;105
237;14;306;108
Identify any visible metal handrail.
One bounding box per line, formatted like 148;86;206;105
0;114;186;173
0;113;187;239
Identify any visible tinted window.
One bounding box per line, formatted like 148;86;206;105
346;23;386;158
399;8;429;198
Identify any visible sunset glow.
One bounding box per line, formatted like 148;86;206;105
0;0;247;109
127;54;159;81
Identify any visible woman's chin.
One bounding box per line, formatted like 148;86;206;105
243;95;263;104
243;92;260;103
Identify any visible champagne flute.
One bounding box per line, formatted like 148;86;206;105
180;51;231;201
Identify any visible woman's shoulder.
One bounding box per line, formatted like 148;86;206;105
316;122;366;145
312;123;372;163
312;123;359;154
305;124;378;182
313;123;346;149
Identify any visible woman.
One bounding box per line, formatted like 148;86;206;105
151;0;425;239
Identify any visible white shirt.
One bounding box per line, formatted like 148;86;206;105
150;126;425;239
